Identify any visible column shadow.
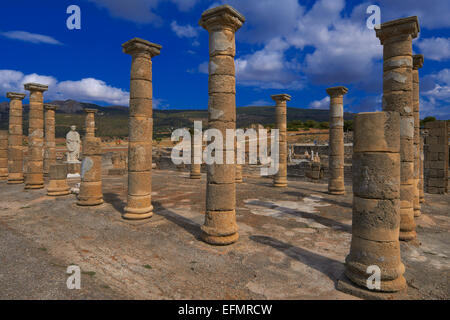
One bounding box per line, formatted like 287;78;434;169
250;235;344;285
245;199;352;233
103;192;126;213
153;201;202;241
284;190;352;209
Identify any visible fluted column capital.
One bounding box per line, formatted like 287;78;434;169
199;5;245;32
6;92;26;100
24;83;48;93
44;104;59;111
326;86;348;97
271;94;291;103
375;16;419;45
122;38;162;58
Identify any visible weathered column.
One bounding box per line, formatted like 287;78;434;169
412;54;424;217
190;127;202;179
199;5;245;245
47;164;70;196
272;94;291;188
419;133;425;203
77;137;103;206
24;83;48;189
0;130;7;181
6;93;26;184
122;38;161;220
235;137;243;183
84;108;97;138
326;86;348;195
345;111;406;292
376;16;419;241
424;121;449;194
44;104;58;176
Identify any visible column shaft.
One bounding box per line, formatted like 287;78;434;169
0;130;7;180
122;38;161;220
6;93;26;184
77;137;103;206
199;5;245;245
327;87;348;195
44;105;58;175
190;128;202;179
412;55;423;217
272;94;291;187
84;109;97;138
376;17;419;241
24;83;48;189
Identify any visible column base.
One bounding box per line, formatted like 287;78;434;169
399;231;417;241
337;274;407;300
190;173;201;179
273;182;287;187
122;207;154;220
77;198;104;206
329;189;346;195
47;187;71;196
7;179;24;184
201;231;239;246
235;179;243;183
25;184;44;190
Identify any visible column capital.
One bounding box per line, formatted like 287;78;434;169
199;5;245;32
413;54;424;70
84;108;98;114
44;104;59;111
375;16;420;44
6;92;26;100
326;86;348;97
24;83;48;92
271;94;291;102
122;38;162;58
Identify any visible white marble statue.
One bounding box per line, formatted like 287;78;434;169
66;125;81;162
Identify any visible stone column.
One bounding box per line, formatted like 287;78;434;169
419;134;425;203
122;38;161;220
345;111;406;293
47;164;70;196
424;121;449;194
412;54;424;217
272;94;291;188
84;108;98;138
326;86;348;195
24;83;48;189
199;5;245;245
190;128;202;179
6;93;26;184
77;137;103;206
0;130;7;181
235;137;243;183
44;104;58;176
376;16;419;241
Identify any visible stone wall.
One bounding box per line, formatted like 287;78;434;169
423;121;449;194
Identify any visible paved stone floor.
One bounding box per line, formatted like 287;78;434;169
0;169;448;299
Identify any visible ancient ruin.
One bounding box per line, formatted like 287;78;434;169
424;121;449;194
77;137;103;206
0;130;7;180
376;16;419;241
43;104;58;176
199;5;245;245
6;92;26;184
47;164;70;196
122;38;161;219
272;94;291;188
84;108;98;138
342;111;406;294
413;55;424;217
24;83;48;190
326;86;348;195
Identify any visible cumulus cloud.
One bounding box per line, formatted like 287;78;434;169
171;21;199;38
420;69;450;119
416;37;450;61
0;31;62;45
309;96;330;109
0;70;129;105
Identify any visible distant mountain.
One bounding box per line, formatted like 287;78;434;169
0;99;355;137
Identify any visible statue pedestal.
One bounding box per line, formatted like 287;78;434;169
65;160;81;175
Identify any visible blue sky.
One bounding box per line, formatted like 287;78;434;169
1;0;449;119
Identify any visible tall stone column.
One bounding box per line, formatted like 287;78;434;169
84;108;98;138
419;134;425;203
44;104;58;176
272;94;291;188
376;16;419;241
412;54;424;217
6;92;26;184
199;5;245;245
0;130;7;181
344;111;406;293
77;137;103;206
326;86;348;195
122;38;161;220
190;127;202;179
24;83;48;189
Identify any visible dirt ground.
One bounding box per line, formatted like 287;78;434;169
0;168;448;300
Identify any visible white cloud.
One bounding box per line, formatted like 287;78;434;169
420;69;450;119
247;99;272;106
416;37;450;61
0;70;129;105
0;31;62;45
171;21;199;38
309;96;330;109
